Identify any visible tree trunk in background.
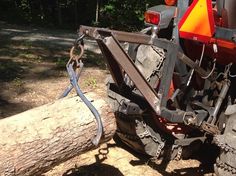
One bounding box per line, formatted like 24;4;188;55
95;0;100;23
0;93;116;176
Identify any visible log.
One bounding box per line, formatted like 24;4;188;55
0;93;116;176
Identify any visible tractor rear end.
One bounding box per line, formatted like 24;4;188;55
76;0;236;175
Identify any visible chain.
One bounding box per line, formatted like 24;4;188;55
214;135;236;175
138;129;151;138
147;46;165;82
59;44;84;98
67;44;84;69
67;33;85;69
151;46;165;60
117;113;184;160
174;147;183;161
216;159;236;174
137;120;160;143
214;136;236;154
136;120;165;158
156;143;165;158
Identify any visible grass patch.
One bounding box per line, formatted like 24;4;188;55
56;57;68;69
12;77;24;87
84;76;97;88
19;52;43;62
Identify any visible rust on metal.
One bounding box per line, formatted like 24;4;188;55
103;35;161;114
177;52;210;78
79;25;180;115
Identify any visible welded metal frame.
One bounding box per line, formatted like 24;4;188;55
80;25;178;116
79;25;213;126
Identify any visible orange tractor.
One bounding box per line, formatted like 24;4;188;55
71;0;236;175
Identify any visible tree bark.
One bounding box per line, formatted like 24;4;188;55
95;0;100;23
0;92;116;176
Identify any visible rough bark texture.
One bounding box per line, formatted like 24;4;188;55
0;92;116;176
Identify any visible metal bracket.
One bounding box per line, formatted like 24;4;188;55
79;26;209;128
80;25;178;116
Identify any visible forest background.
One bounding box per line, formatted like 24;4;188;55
0;0;163;31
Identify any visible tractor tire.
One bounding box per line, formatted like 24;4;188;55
114;43;166;157
115;112;148;154
214;113;236;175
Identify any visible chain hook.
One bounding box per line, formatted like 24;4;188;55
74;33;85;46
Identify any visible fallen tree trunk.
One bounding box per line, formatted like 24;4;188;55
0;92;116;176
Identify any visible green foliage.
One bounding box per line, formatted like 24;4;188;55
100;0;162;31
0;0;163;30
56;57;68;69
12;77;24;88
84;76;97;88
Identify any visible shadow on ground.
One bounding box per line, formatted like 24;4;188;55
59;135;216;176
62;143;124;176
0;23;106;72
0;59;25;81
0;99;33;118
0;22;106;118
114;135;216;176
63;163;124;176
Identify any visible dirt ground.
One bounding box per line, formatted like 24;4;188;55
0;22;215;176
